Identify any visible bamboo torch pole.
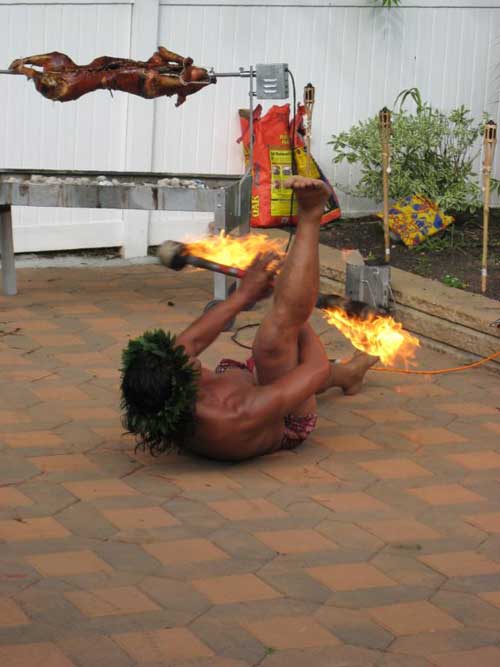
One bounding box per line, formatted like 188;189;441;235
379;107;392;263
304;83;315;177
481;120;497;294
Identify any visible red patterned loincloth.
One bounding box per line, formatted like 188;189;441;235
215;358;317;451
215;357;256;375
281;413;318;450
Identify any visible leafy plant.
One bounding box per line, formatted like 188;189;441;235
394;87;423;112
330;90;488;213
379;0;401;7
491;177;500;198
442;274;467;289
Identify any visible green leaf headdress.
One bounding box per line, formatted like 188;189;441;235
120;329;199;455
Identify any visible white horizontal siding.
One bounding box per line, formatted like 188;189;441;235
159;1;500;7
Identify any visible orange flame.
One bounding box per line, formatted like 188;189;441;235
185;232;286;269
323;307;420;366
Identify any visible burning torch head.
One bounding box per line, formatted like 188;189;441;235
157;240;189;271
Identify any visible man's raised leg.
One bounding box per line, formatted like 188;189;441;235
252;177;330;396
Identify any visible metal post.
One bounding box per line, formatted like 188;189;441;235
212;189;230;300
248;65;255;174
0;206;17;295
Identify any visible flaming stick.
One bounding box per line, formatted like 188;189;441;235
379;108;392;264
158;240;247;279
304;83;315;177
481;121;497;294
157;234;420;364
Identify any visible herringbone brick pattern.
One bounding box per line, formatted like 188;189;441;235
0;264;499;667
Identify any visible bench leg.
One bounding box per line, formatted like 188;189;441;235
0;207;17;296
213;190;230;300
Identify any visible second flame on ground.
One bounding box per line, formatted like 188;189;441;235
323;307;420;366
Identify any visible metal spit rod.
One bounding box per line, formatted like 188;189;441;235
0;68;255;77
209;69;254;78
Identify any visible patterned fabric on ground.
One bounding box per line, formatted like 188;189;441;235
215;358;255;375
377;194;454;247
281;412;318;450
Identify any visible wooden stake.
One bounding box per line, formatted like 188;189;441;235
481;121;497;294
379;107;392;263
303;83;315;177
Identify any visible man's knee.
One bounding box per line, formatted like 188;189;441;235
254;318;298;359
269;303;307;335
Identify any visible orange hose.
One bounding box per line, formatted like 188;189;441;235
371;350;500;375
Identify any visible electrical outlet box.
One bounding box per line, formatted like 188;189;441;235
255;63;289;99
345;264;392;311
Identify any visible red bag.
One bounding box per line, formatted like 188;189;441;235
238;103;341;228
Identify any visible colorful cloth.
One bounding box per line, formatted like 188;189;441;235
281;413;318;450
215;357;255;375
215;358;318;450
377;194;454;247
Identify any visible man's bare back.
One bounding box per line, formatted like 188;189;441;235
188;366;283;460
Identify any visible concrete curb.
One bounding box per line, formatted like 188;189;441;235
267;229;500;371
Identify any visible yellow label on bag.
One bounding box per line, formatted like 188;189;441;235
269;148;297;217
251;195;260;219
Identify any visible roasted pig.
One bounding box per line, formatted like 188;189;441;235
9;46;215;106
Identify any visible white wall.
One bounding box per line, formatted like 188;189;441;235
1;0;499;254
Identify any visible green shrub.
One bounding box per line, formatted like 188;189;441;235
442;274;468;290
329;91;488;213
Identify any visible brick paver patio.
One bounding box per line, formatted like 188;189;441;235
0;263;499;667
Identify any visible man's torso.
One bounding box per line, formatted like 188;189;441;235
187;367;284;461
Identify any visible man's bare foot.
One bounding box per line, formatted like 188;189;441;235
284;176;331;217
338;351;379;396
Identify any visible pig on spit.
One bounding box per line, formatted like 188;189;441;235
8;46;215;106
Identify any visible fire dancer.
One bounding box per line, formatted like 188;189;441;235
121;176;378;461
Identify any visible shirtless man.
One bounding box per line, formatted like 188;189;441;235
121;176;377;461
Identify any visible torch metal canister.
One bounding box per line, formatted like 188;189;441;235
345;264;392;312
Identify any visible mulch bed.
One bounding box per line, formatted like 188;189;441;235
319;209;500;301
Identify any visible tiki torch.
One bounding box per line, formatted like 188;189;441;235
379;107;392;264
481;120;497;294
304;82;315;177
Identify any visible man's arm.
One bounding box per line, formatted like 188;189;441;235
249;359;330;421
177;253;278;357
176;288;250;357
